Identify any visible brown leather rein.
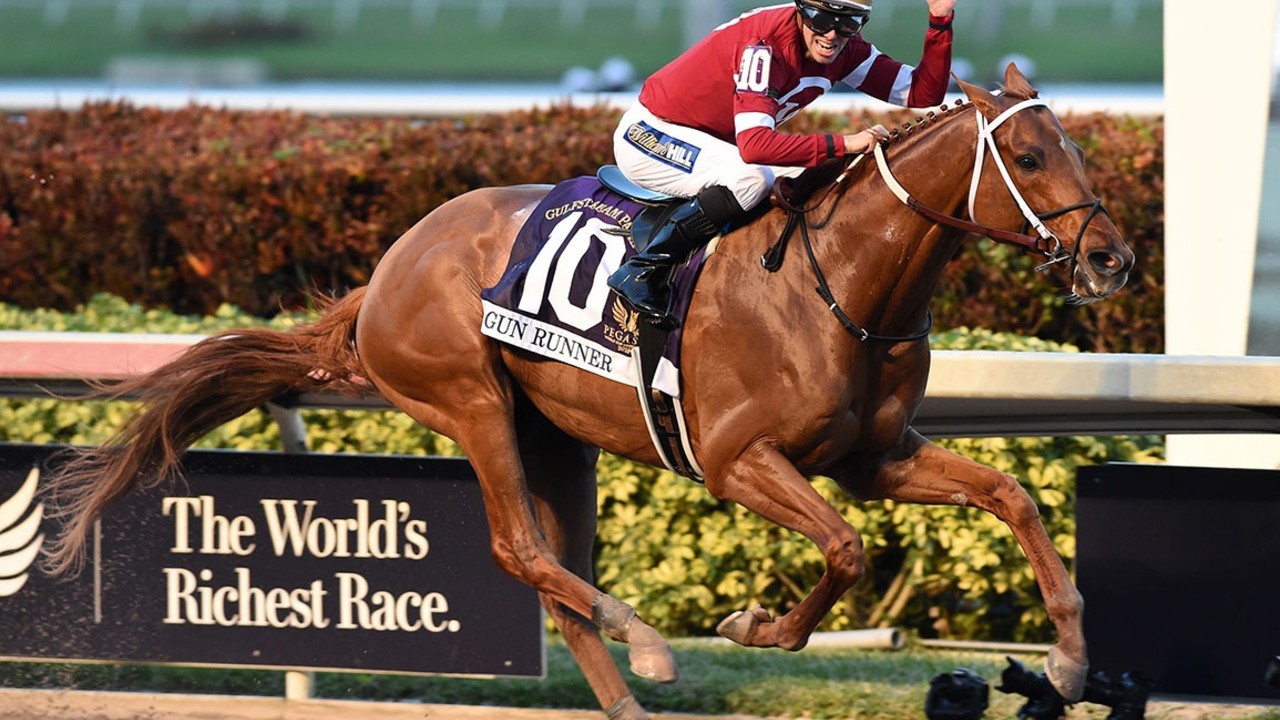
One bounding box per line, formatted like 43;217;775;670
873;140;1109;274
763;98;1109;342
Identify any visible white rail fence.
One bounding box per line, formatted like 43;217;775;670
2;331;1277;444
5;0;670;31
0;331;1277;702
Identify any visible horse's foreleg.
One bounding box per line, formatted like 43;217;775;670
843;430;1087;702
705;441;866;651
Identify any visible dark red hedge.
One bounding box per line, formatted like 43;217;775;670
0;103;1161;352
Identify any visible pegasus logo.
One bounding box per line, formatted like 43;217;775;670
0;468;44;597
603;297;640;352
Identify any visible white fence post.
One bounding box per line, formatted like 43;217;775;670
479;0;506;30
262;0;289;22
560;0;587;29
284;669;315;701
974;0;1004;44
1110;0;1139;29
1030;0;1057;29
636;0;662;31
188;0;240;22
43;0;71;26
116;0;143;30
334;0;362;31
683;0;730;49
411;0;439;27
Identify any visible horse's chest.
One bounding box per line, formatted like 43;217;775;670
843;368;926;452
857;395;915;450
789;378;921;467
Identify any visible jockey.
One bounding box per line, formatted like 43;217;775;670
608;0;956;326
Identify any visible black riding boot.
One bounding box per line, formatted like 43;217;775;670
608;188;737;326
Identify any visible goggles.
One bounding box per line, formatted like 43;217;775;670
797;4;870;37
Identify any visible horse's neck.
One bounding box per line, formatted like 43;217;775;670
873;110;980;221
807;112;978;334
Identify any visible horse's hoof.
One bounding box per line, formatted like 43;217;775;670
605;694;651;720
630;646;678;683
628;623;678;683
716;605;772;647
1045;645;1088;702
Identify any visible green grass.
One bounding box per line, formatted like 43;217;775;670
0;1;1162;84
4;637;1277;719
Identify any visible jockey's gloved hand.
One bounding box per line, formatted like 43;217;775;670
926;0;955;20
843;125;891;154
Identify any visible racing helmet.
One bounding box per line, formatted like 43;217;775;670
796;0;874;13
795;0;873;36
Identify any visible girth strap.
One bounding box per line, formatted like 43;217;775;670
630;324;704;481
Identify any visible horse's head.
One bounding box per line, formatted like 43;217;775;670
957;64;1134;303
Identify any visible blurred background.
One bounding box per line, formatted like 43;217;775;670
1253;6;1280;357
0;0;1163;94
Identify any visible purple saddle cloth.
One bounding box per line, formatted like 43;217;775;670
479;176;708;397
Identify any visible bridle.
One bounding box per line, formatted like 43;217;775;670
765;96;1108;342
876;97;1110;274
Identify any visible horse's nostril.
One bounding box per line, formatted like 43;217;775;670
1087;250;1124;276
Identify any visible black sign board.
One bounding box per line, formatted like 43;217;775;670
0;444;543;677
1078;463;1280;702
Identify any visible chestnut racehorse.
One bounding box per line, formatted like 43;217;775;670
45;66;1132;719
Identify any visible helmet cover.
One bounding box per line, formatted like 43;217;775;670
795;0;873;15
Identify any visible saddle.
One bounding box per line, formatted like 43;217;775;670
596;165;681;253
596;166;703;479
479;166;832;480
589;164;826;479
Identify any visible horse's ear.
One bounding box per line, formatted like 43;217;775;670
1002;62;1040;100
956;75;1002;121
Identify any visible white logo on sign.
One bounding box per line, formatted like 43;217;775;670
0;468;44;597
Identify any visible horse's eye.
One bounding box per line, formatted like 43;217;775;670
1016;154;1039;171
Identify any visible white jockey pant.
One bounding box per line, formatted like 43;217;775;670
612;102;805;211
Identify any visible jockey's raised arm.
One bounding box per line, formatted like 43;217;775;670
608;0;955;327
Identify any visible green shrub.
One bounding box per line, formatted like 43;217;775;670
593;337;1163;643
1;296;1162;642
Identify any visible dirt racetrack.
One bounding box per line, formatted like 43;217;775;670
1;688;1276;719
0;689;761;720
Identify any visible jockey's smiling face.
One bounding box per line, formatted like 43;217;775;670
795;3;868;64
798;17;850;64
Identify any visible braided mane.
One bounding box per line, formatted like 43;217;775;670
885;96;972;145
783;97;973;203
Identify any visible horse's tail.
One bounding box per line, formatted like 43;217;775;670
42;287;370;576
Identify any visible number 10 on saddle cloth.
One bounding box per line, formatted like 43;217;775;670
480;175;709;400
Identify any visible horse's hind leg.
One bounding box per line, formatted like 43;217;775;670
376;376;676;688
517;400;649;720
840;430;1087;702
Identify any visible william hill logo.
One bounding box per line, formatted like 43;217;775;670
624;121;700;172
0;468;43;597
